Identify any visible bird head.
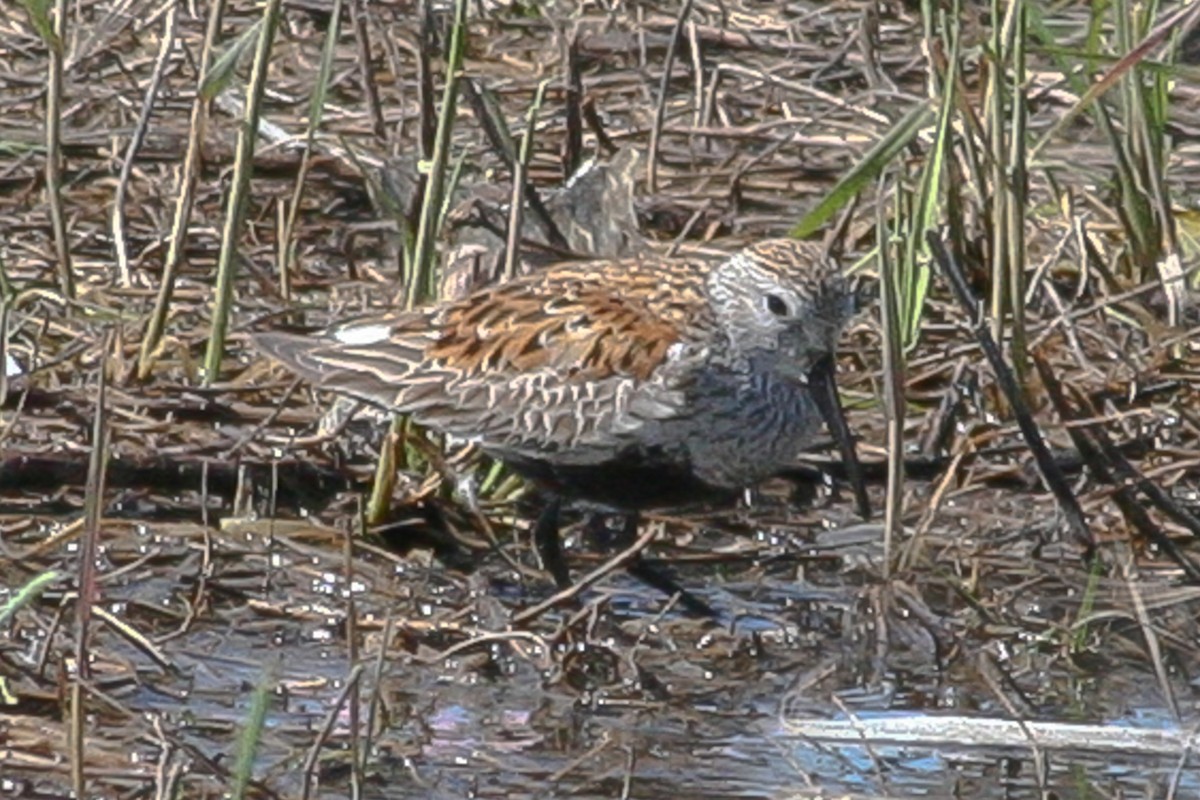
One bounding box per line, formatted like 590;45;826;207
706;238;853;381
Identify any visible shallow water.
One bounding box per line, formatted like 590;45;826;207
7;510;1194;800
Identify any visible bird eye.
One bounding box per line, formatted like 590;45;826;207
764;293;789;317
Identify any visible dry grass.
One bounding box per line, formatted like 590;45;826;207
2;0;1200;796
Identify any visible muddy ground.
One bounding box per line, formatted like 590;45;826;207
2;1;1199;797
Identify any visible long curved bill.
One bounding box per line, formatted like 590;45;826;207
808;354;870;520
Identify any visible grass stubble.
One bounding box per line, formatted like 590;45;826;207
1;0;1199;794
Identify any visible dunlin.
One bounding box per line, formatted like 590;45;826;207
254;239;864;610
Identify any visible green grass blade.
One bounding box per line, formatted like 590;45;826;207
899;5;959;349
0;570;61;629
200;19;264;102
280;0;345;294
16;0;57;48
229;663;277;799
137;0;226;380
202;0;282;385
791;102;934;239
409;0;469;310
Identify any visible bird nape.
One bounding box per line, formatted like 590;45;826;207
253;238;867;616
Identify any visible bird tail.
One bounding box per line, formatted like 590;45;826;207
252;328;405;407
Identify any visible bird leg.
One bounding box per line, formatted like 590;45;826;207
533;496;572;588
538;502;715;617
602;513;716;618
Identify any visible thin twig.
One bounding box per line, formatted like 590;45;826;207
926;230;1093;551
510;523;659;626
137;0;225;380
113;2;178;287
46;0;74;299
645;0;694;193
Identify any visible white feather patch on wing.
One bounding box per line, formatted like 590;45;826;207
333;323;395;346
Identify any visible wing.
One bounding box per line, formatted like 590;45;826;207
251;257;717;460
